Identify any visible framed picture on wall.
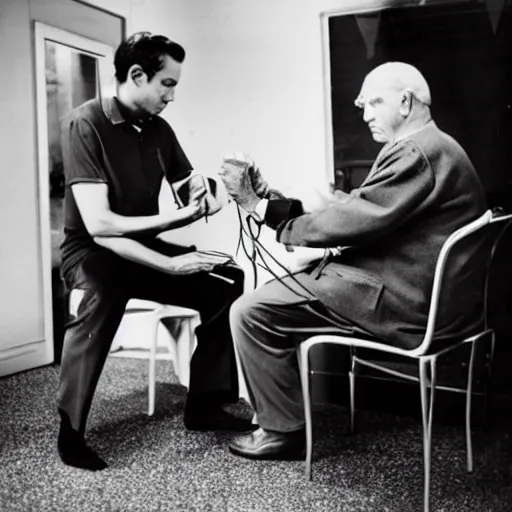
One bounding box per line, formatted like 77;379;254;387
322;0;512;202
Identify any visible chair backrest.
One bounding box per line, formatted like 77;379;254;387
412;209;512;356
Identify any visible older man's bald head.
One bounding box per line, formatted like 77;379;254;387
356;62;431;108
355;62;433;144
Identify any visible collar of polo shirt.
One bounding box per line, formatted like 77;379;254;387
101;96;153;128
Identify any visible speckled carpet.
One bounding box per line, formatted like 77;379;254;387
0;358;511;512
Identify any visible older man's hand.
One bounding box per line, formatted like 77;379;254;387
219;153;261;213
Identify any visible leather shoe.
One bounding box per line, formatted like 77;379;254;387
57;415;107;471
229;427;305;460
184;407;257;432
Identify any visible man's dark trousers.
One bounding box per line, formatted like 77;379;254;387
57;240;243;433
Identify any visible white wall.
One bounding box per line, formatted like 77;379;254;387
83;0;446;276
0;0;43;346
129;0;335;264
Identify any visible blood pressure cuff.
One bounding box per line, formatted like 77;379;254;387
173;176;216;207
265;198;304;230
172;175;226;216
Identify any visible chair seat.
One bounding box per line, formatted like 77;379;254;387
68;290;200;416
355;326;491;387
119;300;200;416
125;299;163;311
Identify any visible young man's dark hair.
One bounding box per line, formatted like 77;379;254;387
114;31;186;83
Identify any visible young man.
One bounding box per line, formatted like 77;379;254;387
57;32;253;471
220;62;487;461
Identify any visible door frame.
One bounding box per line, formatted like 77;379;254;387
34;22;114;365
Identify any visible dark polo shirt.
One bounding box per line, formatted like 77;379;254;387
60;96;193;278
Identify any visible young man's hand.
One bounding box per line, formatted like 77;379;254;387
185;197;208;222
165;251;232;275
169;176;208;224
187;175;208;204
159;199;207;229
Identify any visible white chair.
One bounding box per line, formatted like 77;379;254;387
69;292;200;416
298;209;512;512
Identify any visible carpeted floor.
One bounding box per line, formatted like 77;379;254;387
0;358;511;512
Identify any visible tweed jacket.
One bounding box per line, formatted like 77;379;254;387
265;122;487;349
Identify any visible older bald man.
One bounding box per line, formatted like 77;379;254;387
220;62;487;460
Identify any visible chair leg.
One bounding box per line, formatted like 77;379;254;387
465;340;478;473
419;358;437;512
148;314;158;416
175;318;190;388
298;344;313;481
482;331;496;432
349;347;356;434
181;317;195;388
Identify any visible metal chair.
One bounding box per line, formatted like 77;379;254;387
298;209;512;512
69;292;200;416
